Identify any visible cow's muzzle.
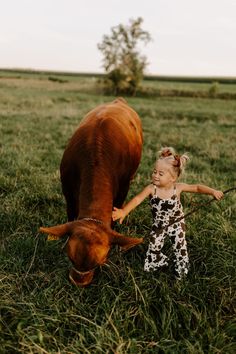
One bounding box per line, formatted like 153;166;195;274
69;267;95;287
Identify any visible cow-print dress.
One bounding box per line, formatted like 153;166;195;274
144;185;189;279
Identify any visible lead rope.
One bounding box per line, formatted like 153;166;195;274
150;186;236;237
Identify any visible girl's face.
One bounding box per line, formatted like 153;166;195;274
152;160;176;187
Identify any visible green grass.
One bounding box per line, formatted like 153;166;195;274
0;74;236;353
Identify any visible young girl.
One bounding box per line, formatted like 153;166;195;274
112;147;223;279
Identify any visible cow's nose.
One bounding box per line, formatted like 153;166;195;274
69;268;95;287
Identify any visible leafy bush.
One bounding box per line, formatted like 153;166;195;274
209;81;220;97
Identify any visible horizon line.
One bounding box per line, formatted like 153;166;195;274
1;67;236;82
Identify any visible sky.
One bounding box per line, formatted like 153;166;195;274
1;0;236;77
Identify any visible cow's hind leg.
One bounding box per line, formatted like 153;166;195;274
113;181;130;209
62;188;79;221
61;166;80;221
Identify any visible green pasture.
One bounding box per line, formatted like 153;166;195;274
0;72;235;353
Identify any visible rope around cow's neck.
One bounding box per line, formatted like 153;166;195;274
152;186;236;237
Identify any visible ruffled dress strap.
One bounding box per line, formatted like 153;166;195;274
153;184;157;196
173;185;177;196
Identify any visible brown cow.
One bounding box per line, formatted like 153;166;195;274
40;98;143;286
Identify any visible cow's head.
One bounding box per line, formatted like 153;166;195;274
39;219;143;286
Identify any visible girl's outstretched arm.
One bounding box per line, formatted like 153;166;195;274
112;184;153;224
177;183;224;200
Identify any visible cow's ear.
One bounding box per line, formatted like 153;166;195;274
110;229;143;251
39;222;75;240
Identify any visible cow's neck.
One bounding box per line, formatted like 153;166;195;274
78;174;114;226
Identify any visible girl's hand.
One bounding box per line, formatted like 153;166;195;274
213;190;224;200
112;207;126;224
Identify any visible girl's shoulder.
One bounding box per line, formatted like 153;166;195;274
136;184;153;199
175;183;189;196
176;183;184;191
146;183;155;194
143;183;155;196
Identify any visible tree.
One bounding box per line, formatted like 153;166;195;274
98;17;151;96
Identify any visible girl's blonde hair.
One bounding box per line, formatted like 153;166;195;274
157;146;189;177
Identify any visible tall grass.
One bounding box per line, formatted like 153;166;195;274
0;73;235;353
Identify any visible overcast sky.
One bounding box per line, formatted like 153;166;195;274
1;0;236;77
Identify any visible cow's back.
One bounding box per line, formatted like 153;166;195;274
60;99;143;221
71;99;141;153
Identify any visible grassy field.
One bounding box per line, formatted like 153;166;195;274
0;71;236;353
